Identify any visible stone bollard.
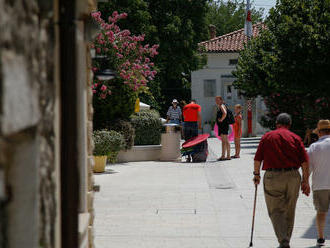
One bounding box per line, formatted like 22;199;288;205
160;124;181;161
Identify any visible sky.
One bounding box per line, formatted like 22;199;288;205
223;0;277;17
252;0;277;16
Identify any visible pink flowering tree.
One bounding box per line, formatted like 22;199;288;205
91;11;158;100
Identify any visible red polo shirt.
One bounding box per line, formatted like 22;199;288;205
183;103;201;122
254;127;308;170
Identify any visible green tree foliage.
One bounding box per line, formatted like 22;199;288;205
98;0;162;111
233;0;330;135
93;78;137;130
206;0;264;36
98;0;209;115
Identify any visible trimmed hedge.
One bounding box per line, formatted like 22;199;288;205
110;119;135;150
93;130;125;156
130;110;162;145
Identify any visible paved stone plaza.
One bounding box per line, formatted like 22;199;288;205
94;137;330;248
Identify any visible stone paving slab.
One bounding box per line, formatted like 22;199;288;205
94;137;330;248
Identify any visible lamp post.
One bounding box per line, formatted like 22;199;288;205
93;55;117;81
94;68;116;81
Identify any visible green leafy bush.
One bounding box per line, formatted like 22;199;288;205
131;110;162;145
110;119;135;150
93;78;137;130
93;130;125;156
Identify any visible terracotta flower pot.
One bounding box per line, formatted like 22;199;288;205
93;156;107;173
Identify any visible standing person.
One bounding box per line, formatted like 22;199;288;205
183;100;202;162
215;96;230;160
253;113;310;248
180;100;187;138
304;127;319;147
307;120;330;247
166;99;182;125
232;104;242;158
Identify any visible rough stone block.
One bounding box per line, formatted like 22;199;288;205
0;51;40;135
87;122;94;154
88;209;94;226
88;226;94;248
87;191;94;212
87;104;93;121
7;136;39;248
76;0;97;19
87;156;94;191
88;174;94;192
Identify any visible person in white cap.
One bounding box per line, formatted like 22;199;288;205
166;99;182;125
308;119;330;247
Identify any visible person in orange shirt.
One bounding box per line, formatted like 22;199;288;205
183;100;202;162
183;100;202;140
232;104;242;158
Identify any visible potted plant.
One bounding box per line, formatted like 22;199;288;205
107;130;125;164
93;130;125;172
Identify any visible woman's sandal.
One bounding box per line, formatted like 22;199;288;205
231;155;240;159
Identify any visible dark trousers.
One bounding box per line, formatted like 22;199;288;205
183;122;198;141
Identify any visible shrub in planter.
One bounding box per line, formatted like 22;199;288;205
93;130;125;171
110;119;135;151
131;110;162;145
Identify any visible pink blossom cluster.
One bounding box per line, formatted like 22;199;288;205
91;80;112;99
91;11;159;97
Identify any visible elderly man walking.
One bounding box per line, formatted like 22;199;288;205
253;113;310;248
308;120;330;247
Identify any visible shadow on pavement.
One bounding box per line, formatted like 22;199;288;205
240;145;259;149
240;142;260;145
302;212;330;240
94;169;118;175
241;138;261;141
109;162;133;166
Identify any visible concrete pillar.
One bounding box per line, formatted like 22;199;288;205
7;134;40;248
76;20;89;214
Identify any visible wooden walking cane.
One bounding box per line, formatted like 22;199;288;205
249;184;258;247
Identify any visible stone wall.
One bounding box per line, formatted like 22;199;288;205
76;2;97;248
0;0;97;248
0;1;57;248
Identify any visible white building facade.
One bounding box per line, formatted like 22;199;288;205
192;24;268;137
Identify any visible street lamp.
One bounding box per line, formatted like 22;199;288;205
94;68;117;81
93;55;117;81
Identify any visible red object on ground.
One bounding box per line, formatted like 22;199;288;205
182;134;210;148
183;103;201;122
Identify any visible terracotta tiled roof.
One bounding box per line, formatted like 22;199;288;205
199;23;265;53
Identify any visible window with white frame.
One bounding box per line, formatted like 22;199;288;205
204;79;216;97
